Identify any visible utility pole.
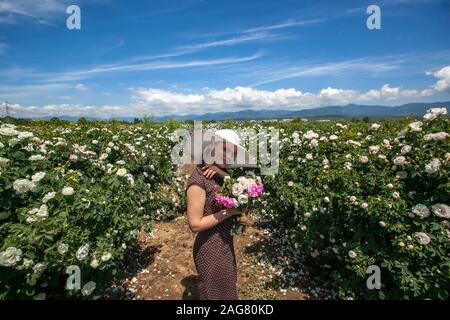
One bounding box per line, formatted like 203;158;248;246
4;100;9;117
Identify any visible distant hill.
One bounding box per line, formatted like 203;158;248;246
151;101;450;121
27;101;450;122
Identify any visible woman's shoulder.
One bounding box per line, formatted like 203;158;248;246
185;165;206;191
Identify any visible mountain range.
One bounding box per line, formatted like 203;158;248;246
31;101;450;122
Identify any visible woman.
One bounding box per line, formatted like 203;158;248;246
185;129;251;300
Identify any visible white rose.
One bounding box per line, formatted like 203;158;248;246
90;259;99;269
411;204;430;218
0;125;18;136
431;204;450;218
62;186;75;196
36;204;48;219
393;156;406;166
0;157;10;167
33;262;47;275
13;179;36;194
348;250;357;259
31;171;46;182
0;247;23;267
116;168;127;177
361;203;368;210
101;252;112;262
238;194;248;204
303;130;319;140
427;107;447;115
369;146;379;154
42;191;56;203
408;121;423;132
359;156;369;164
309;139;319;147
401;145;412;155
21;258;33;269
329;134;338;140
76;244;90;261
415;232;431;245
423;132;449;141
99;153;108;161
81;281;96;296
425;158;441;174
57;243;68;255
232;183;244;197
371;123;381;130
29;155;45;161
18;131;34;139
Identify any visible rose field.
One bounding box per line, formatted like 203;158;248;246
0;108;449;300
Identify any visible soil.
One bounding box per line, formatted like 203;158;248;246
104;215;322;300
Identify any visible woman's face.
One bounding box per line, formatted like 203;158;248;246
211;142;237;168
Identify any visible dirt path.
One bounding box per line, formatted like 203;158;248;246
105;215;330;300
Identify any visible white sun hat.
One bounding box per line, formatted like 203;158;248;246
189;129;257;168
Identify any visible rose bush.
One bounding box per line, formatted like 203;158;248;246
0;120;183;299
261;109;449;299
1;108;448;300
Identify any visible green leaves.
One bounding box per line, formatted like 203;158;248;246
262;115;450;299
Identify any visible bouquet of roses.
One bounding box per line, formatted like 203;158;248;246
214;174;265;235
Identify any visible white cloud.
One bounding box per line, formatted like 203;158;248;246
47;52;263;82
75;83;88;91
5;81;444;118
0;0;67;24
243;18;325;33
250;59;401;86
431;65;450;93
179;33;279;51
129;84;440;116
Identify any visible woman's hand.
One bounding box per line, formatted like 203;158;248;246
220;208;242;216
202;164;228;179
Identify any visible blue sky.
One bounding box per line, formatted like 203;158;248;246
0;0;449;117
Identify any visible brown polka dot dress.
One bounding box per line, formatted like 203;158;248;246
185;165;238;300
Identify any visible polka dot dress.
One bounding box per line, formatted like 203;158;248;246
185;165;238;300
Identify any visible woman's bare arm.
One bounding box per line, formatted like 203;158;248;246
187;185;239;233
